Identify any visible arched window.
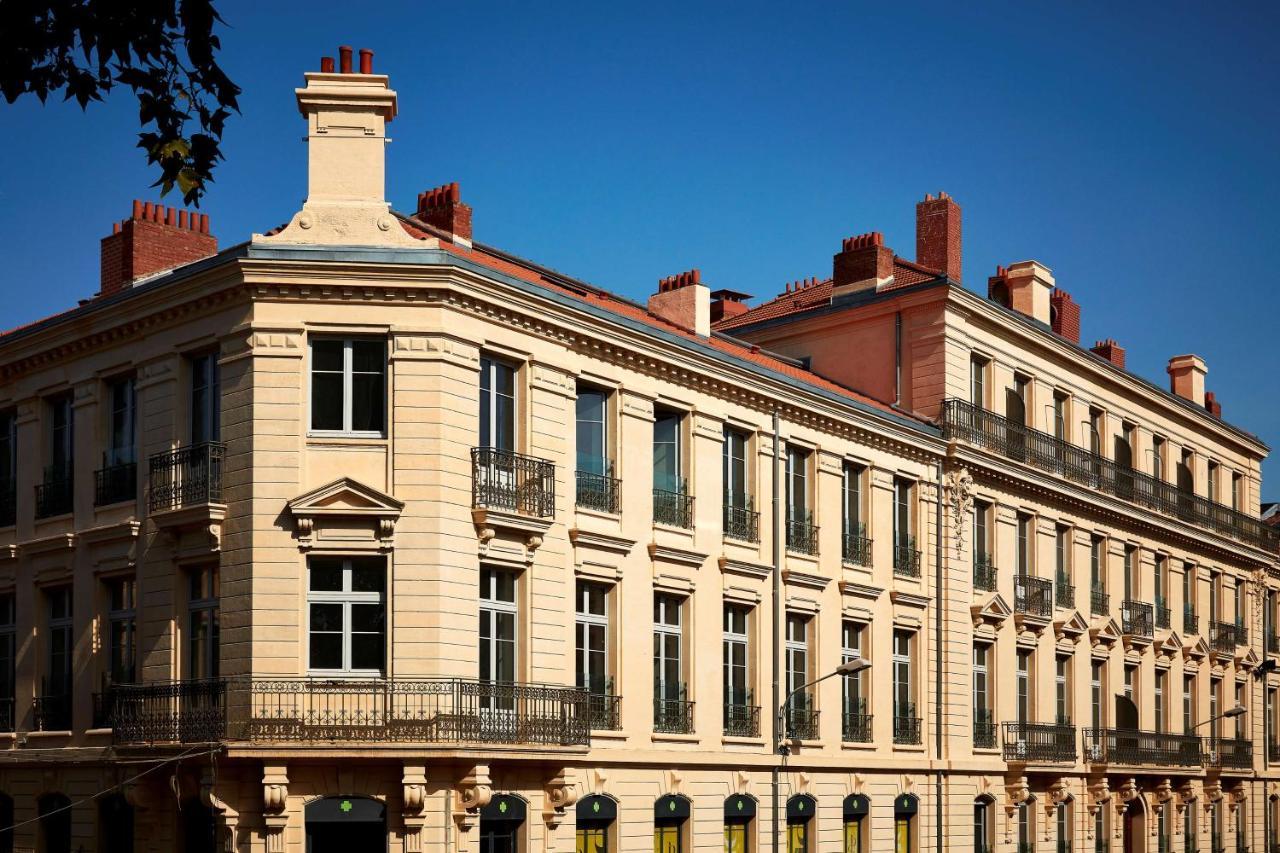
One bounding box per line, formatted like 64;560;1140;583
723;794;755;853
895;794;919;853
0;793;13;853
37;793;71;853
973;795;994;852
786;795;816;853
576;795;616;853
844;794;870;853
654;794;690;853
479;794;526;853
99;793;135;853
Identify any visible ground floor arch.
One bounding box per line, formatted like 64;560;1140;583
304;796;386;853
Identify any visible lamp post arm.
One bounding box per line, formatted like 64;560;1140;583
777;670;843;735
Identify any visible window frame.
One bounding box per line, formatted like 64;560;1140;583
575;580;610;695
188;351;221;445
652;408;685;494
105;575;137;684
723;427;751;507
723;604;751;708
306;556;387;676
308;337;388;437
187;565;219;680
575;385;611;477
105;375;137;466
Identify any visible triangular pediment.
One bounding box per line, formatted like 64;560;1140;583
1184;635;1211;661
1236;647;1261;670
1054;611;1090;642
971;593;1012;629
287;477;405;517
1158;631;1184;659
1090;618;1122;648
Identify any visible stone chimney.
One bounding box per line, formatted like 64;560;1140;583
1050;289;1080;344
915;192;961;282
254;46;422;247
416;182;473;247
710;289;752;323
1168;355;1207;406
1090;339;1126;369
1001;261;1055;325
99;200;217;297
831;232;895;299
649;269;711;336
1205;391;1222;417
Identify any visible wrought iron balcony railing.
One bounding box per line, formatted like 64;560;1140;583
1055;573;1075;609
0;478;15;527
470;447;555;518
1122;600;1155;638
973;708;997;749
783;692;819;740
894;539;922;578
1267;631;1280;655
940;399;1280;551
842;709;873;743
653;486;694;529
1210;620;1240;654
1082;728;1203;766
973;555;997;592
842;527;872;567
1002;720;1077;763
1236;619;1249;646
723;689;760;738
1155;598;1171;630
35;465;73;518
0;697;13;733
894;702;922;745
723;494;759;543
94;459;136;506
1185;605;1199;636
1091;584;1110;616
575;466;620;514
578;676;620;731
33;689;72;732
785;512;819;556
654;684;695;734
1014;575;1053;618
1204;736;1253;770
149;442;224;512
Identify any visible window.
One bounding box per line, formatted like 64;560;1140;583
106;376;136;466
1056;801;1070;849
575;386;609;476
974;797;994;852
845;795;869;853
1017;801;1033;851
1184;674;1195;733
1207;460;1219;503
1235;682;1246;739
1184;563;1197;623
577;796;615;853
187;566;219;679
1055;525;1069;580
724;427;750;507
479;355;517;452
723;604;751;731
1210;678;1222;738
0;409;14;525
1123;544;1138;601
479;567;517;701
1089;408;1103;457
0;594;12;729
1232;472;1243;512
1152;435;1166;481
38;793;72;853
1124;664;1136;706
1056;656;1071;724
105;576;137;683
1154;554;1166;609
1096;806;1108;852
1154;669;1166;732
970;355;987;408
842;462;865;538
307;557;386;674
785;445;809;523
576;581;609;696
842;622;867;735
653;409;683;494
1091;661;1105;728
974;501;992;565
48;394;73;477
654;595;684;704
1016;512;1033;575
1053;391;1068;441
189;352;220;444
723;795;753;853
893;630;914;723
894;796;918;853
309;338;386;434
46;586;73;707
893;478;914;549
1179;448;1195;494
785;615;812;722
654;796;688;853
1015;649;1032;724
1090;535;1105;593
973;644;991;742
787;796;814;853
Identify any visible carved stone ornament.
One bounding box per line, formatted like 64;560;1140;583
1153;779;1173;804
261;765;289;853
454;765;493;838
946;467;975;556
202;768;239;853
543;770;579;851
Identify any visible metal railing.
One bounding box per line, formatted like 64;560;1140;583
724;494;759;543
1185;605;1199;636
1267;631;1280;655
842;527;872;567
1204;736;1253;769
579;676;620;731
1091;584;1110;616
33;688;72;732
1210;621;1240;654
1155;598;1171;630
940;399;1280;551
654;684;695;734
0;478;15;527
973;555;997;592
723;689;760;738
0;697;13;732
653;486;694;529
1082;728;1203;766
842;707;873;743
575;467;620;514
1236;618;1249;646
894;538;922;578
94;460;137;507
149;442;224;512
1002;721;1077;763
974;708;997;749
786;512;819;556
1122;600;1155;638
1014;575;1053;618
894;702;922;745
783;692;819;740
470;447;555;518
35;465;73;518
1055;573;1075;609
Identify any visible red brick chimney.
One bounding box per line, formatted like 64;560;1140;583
832;232;894;297
1090;339;1126;369
1050;289;1081;344
710;289;752;323
916;192;961;283
1205;391;1222;418
649;269;711;336
99;200;217;297
417;182;473;246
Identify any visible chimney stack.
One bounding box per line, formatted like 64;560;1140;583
915;192;961;282
710;289;752;323
1000;261;1055;325
831;232;894;299
99;200;217;297
253;45;422;248
1050;289;1081;344
1205;391;1222;418
649;269;711;336
417;182;473;246
1090;339;1126;369
1167;355;1207;406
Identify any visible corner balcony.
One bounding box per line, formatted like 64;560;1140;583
1002;721;1077;763
940;399;1280;552
1083;728;1202;767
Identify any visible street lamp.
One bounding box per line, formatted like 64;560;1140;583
1194;703;1247;730
776;657;871;749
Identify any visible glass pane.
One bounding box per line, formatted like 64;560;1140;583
309;633;342;670
351;603;385;633
351;632;384;671
310;603;342;632
351;561;385;593
311;373;344;430
351;340;385;374
309;559;343;591
312;340;344;372
351;372;385;432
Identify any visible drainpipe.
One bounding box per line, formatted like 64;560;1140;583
771;412;783;853
894;312;903;406
935;461;945;853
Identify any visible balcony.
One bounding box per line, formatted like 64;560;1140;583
1014;575;1053;619
1204;736;1253;770
842;703;872;743
1155;598;1171;630
940;399;1280;552
579;676;620;731
575;466;620;514
35;465;73;518
33;688;72;732
1185;605;1199;636
894;702;922;745
470;447;554;518
1267;631;1280;656
723;689;760;738
724;494;759;543
149;442;224;513
0;478;14;527
1002;721;1077;763
894;538;922;578
1236;619;1249;646
786;512;819;556
653;485;694;529
1083;728;1202;766
1090;585;1110;616
1122;600;1155;639
783;692;819;740
973;708;997;749
973;555;997;592
654;684;695;734
94;460;137;506
1055;573;1074;609
1210;621;1240;655
842;527;872;567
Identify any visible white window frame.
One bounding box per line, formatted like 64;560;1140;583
785;614;810;701
653;594;684;698
575;580;610;693
306;557;386;676
308;337;387;437
842;621;866;714
723;604;750;704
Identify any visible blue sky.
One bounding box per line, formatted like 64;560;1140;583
3;1;1279;487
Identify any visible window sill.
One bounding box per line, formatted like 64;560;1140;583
722;735;766;747
893;743;927;753
302;671;386;680
575;505;622;523
306;433;388;445
651;732;700;744
85;727;113;737
26;730;72;740
590;729;628;741
840;741;877;751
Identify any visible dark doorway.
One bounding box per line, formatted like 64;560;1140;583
180;799;217;853
305;797;386;853
1123;797;1147;853
37;793;71;853
479;794;526;853
0;793;12;853
99;794;135;853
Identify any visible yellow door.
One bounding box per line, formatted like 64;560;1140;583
844;819;861;853
724;821;747;853
577;826;606;853
655;824;680;853
895;817;910;853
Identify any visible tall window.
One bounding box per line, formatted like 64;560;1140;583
787;797;814;853
1184;563;1197;621
1017;801;1033;851
845;795;869;853
974;501;992;565
723;604;751;715
0;594;12;729
785;615;811;716
575;387;609;477
724;795;752;853
1091;535;1105;597
1016;512;1032;575
1016;649;1032;724
46;587;73;700
653;409;683;493
0;409;14;525
1096;807;1108;852
1091;661;1105;728
1235;683;1246;739
842;462;864;537
1089;408;1103;457
188;567;219;679
307;557;385;674
1211;678;1222;738
48;395;73;477
893;630;914;719
973;644;991;736
723;428;749;507
189;352;220;444
1154;669;1166;732
105;576;137;683
1152;435;1166;481
1123;664;1136;704
1055;525;1069;581
1123;544;1138;601
894;796;917;853
106;376;136;466
1056;802;1070;850
970;355;987;408
479;568;518;698
1053;391;1067;441
654;595;684;703
1207;460;1219;502
785;446;808;522
1232;472;1243;512
654;796;687;853
1184;674;1196;732
842;622;867;723
479;356;517;452
974;798;993;853
576;581;609;696
577;797;613;853
893;479;914;549
1056;656;1071;724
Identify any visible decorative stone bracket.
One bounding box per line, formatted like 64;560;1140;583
453;765;493;846
542;770;578;852
402;764;428;853
261;764;289;853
